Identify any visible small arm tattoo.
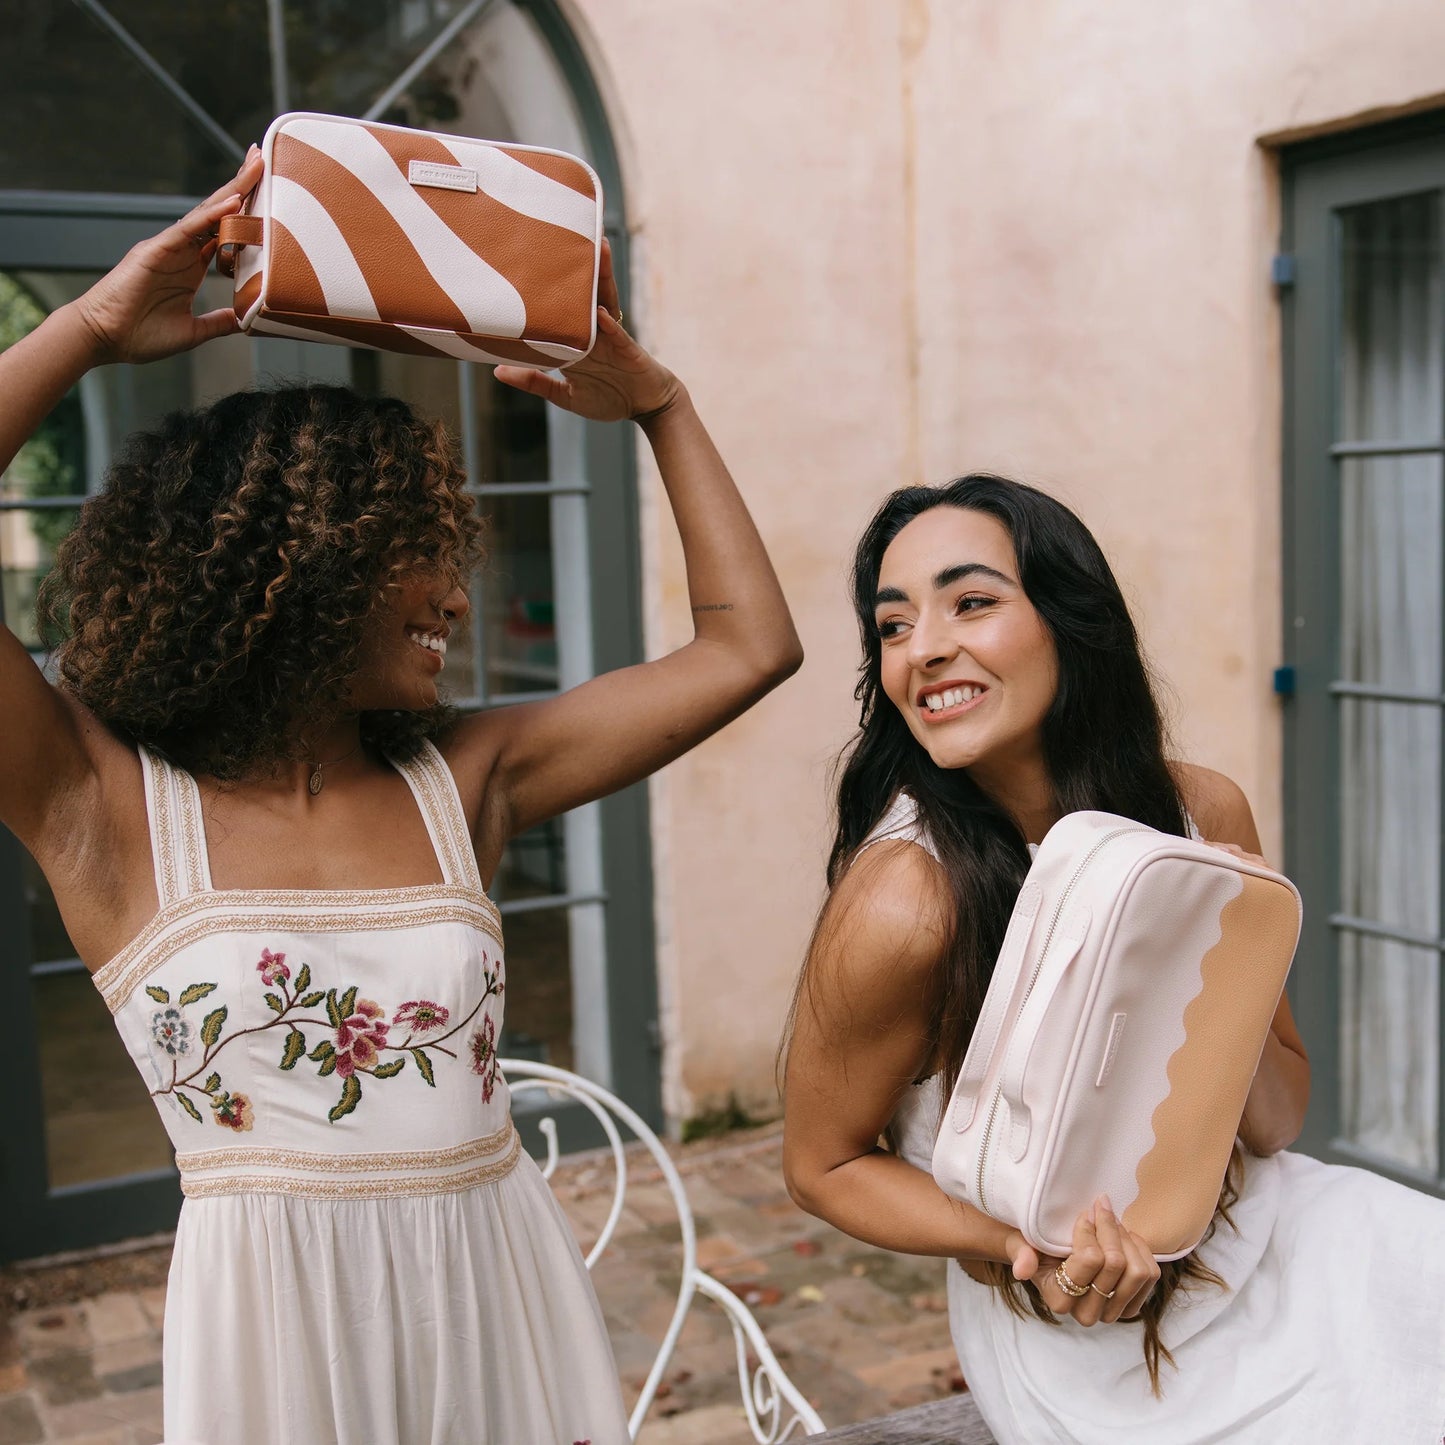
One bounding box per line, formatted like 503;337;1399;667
691;603;735;613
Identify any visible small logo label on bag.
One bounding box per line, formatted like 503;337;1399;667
1095;1012;1127;1088
408;160;478;193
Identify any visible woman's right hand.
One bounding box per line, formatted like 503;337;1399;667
1007;1196;1160;1325
70;146;264;366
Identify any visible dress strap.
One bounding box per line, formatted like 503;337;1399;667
137;746;214;907
392;741;485;894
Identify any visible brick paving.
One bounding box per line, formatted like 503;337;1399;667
0;1123;964;1443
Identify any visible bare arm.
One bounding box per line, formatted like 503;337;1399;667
455;246;803;841
1179;764;1312;1156
0;154;263;855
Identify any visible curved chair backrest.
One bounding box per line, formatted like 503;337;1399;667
501;1058;826;1442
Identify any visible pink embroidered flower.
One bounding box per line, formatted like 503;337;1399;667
211;1090;253;1132
468;1016;499;1103
393;1000;450;1037
334;999;389;1078
256;948;290;986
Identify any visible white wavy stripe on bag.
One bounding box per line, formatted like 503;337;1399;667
269;175;379;320
438;138;598;238
396;328;584;366
283;118;528;338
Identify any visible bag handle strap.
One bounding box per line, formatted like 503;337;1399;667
999;906;1092;1162
949;882;1043;1133
216;183;263;278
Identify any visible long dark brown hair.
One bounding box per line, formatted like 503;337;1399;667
809;474;1236;1392
37;385;483;780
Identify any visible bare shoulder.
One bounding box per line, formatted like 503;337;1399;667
1172;762;1260;850
811;838;952;1006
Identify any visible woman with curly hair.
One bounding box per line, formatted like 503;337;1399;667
1;152;801;1444
781;478;1445;1442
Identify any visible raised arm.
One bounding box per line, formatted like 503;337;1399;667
0;151;263;852
453;244;803;841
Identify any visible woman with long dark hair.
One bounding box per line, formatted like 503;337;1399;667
1;154;801;1444
783;475;1445;1441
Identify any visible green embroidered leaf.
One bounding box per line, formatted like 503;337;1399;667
177;1093;203;1123
317;1052;338;1078
280;1031;306;1071
325;990;342;1028
178;982;217;1006
264;992;284;1015
338;985;358;1020
145;985;170;1004
294;963;311;993
299;991;325;1009
202;1072;221;1094
410;1049;436;1088
328;1074;362;1123
308;1040;335;1062
200;1006;228;1048
372;1058;405;1079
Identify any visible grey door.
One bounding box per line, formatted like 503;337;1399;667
1284;118;1445;1195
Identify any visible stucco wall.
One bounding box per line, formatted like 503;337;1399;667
564;0;1445;1122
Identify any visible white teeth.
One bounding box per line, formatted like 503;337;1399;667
923;685;983;713
410;631;447;658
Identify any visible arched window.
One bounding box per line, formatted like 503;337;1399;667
0;0;659;1260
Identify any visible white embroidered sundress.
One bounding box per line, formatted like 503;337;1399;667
868;794;1445;1445
94;743;630;1445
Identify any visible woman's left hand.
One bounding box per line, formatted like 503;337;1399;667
1030;1197;1160;1325
493;239;679;422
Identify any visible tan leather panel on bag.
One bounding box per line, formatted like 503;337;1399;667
1123;873;1301;1253
366;127;597;347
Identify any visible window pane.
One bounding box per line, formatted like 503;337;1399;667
4;3;253;194
1338;193;1443;444
1339;457;1443;693
481;494;558;695
1339;699;1441;937
1339;932;1439;1173
34;970;175;1189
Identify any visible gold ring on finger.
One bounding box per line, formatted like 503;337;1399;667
1054;1263;1089;1298
1089;1282;1116;1299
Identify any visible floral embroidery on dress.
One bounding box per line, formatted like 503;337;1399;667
144;951;504;1128
469;1015;499;1103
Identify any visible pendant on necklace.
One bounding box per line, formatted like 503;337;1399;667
308;765;324;796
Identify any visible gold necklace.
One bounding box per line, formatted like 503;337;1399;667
307;743;361;795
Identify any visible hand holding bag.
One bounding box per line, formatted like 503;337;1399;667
217;111;604;367
930;811;1302;1261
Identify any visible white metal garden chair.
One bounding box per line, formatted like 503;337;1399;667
500;1058;827;1442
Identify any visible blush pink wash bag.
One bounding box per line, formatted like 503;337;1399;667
930;811;1302;1262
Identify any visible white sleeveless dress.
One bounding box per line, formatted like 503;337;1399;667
93;743;630;1445
868;794;1445;1444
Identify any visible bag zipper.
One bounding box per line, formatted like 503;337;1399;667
974;826;1147;1214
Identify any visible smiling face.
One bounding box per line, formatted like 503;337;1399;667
874;506;1058;781
346;566;470;713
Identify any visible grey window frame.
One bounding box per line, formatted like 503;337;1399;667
1282;110;1445;1197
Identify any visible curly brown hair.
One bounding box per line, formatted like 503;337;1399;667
37;384;483;780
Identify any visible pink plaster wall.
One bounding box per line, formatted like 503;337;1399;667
563;0;1445;1120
